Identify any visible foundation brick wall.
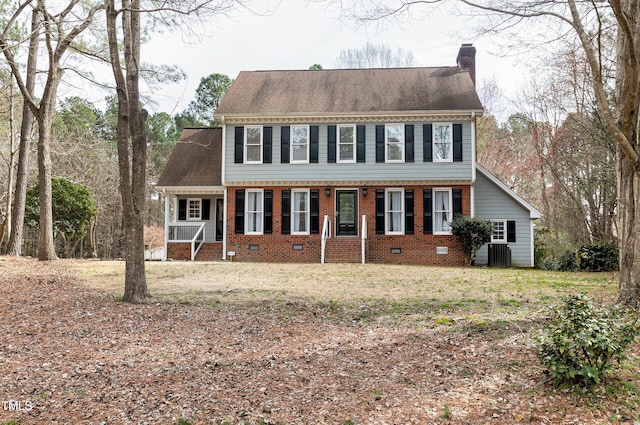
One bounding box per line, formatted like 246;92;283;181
226;184;470;266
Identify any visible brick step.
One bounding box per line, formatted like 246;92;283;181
195;243;223;261
324;238;362;263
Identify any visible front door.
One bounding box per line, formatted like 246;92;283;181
215;198;223;242
336;190;358;236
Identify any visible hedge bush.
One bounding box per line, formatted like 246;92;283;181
578;242;619;272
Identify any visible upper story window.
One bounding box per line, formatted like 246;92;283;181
245;189;264;234
491;220;507;243
187;198;201;220
433;123;452;162
385;188;405;234
386;124;404;163
291;125;309;164
291;189;310;235
338;125;356;163
433;188;452;234
244;125;263;164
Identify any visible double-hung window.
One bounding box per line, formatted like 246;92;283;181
187;198;201;220
385;188;404;234
386;124;404;162
433;123;452;162
245;189;264;234
491;220;507;243
291;189;310;235
433;189;452;234
338;125;356;163
244;126;263;164
291;125;309;164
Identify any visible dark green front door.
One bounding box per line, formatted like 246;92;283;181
336;190;357;236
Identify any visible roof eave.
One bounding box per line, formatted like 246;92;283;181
216;109;484;123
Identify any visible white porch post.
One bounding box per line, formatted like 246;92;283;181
222;187;228;260
162;190;170;261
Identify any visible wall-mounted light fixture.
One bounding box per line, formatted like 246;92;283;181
362;185;368;197
325;186;331;197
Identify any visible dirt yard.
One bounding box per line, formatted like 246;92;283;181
0;256;637;424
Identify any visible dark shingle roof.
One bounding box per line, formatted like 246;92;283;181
216;67;483;117
156;127;222;187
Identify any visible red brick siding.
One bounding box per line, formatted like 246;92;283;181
226;184;469;266
167;242;191;261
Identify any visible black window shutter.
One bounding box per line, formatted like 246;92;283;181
405;189;414;234
202;199;211;220
423;189;433;234
310;126;319;163
507;220;516;243
405;125;414;163
310;189;320;234
264;190;273;234
234;126;244;164
375;125;385;163
452;189;463;219
281;126;290;164
453;123;463;162
327;126;336;163
235;189;245;234
263;126;273;164
356;125;366;163
423;124;433;162
178;199;187;221
375;189;385;234
281;190;291;235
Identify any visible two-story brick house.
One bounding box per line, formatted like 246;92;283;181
157;44;541;266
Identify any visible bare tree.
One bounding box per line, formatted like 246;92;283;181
335;42;414;68
322;0;640;305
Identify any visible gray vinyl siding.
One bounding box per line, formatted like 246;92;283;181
474;172;535;267
176;196;219;243
224;122;473;183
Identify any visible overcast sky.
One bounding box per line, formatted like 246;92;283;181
139;0;530;117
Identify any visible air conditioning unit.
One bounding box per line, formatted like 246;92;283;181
488;244;511;268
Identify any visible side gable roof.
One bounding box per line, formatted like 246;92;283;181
215;67;483;118
475;163;542;219
156;127;222;188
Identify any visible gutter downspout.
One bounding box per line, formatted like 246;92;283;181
221;117;227;260
471;111;476;217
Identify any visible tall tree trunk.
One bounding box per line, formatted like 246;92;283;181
5;8;39;256
106;0;148;303
36;104;57;260
617;158;640;304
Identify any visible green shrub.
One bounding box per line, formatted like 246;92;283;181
535;294;639;387
578;242;619;272
451;216;493;266
557;249;578;272
540;256;560;271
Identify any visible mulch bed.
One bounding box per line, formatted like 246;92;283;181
0;257;637;424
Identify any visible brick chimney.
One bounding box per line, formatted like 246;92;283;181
456;43;476;86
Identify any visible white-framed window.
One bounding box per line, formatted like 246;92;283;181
291;189;310;235
338;125;356;163
291;125;309;164
433;189;452;234
244;125;263;164
187;198;201;221
491;220;507;243
245;189;264;234
385;188;404;234
433;123;453;162
385;124;404;163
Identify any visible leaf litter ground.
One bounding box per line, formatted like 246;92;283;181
0;257;638;424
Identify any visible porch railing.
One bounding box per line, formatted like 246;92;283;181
168;222;206;261
320;214;331;264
